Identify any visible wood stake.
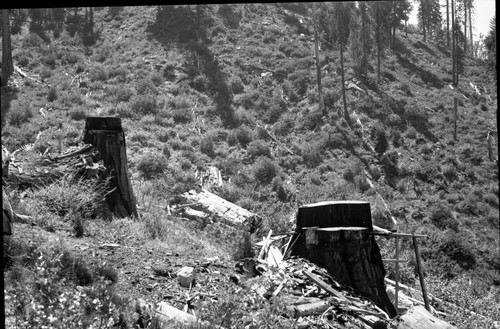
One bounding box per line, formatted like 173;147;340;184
413;235;431;312
258;229;273;260
395;236;400;313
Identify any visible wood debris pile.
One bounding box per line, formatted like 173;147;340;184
3;143;106;190
149;229;455;329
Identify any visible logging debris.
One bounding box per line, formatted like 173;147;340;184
171;188;263;233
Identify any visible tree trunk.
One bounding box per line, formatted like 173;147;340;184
340;43;350;125
464;3;467;54
468;4;473;57
422;0;426;42
376;8;381;82
392;25;396;50
446;0;450;47
290;201;397;318
452;0;456;85
83;117;138;219
451;0;458;141
89;7;94;39
1;9;14;88
361;3;367;59
312;6;324;115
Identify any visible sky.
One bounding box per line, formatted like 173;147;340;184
408;0;496;41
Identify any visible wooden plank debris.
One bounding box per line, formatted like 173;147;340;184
258;229;273;260
302;226;369;232
288;300;331;318
302;270;348;303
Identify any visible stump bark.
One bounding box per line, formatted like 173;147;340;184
290;200;397;318
83;117;138;218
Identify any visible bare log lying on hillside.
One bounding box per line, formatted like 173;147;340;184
394;305;456;329
173;188;262;233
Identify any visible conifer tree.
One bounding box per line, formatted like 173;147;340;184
1;9;14;88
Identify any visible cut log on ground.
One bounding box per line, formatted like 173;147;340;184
152;302;204;328
176;188;262;233
83;117;138;219
393;305;456;329
288;300;331;318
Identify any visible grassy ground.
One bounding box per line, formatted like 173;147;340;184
2;5;499;328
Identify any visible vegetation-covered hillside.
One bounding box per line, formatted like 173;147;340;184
1;4;498;328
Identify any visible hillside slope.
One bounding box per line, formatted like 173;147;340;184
2;5;499;328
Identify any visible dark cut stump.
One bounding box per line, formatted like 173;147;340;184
83;117;138;219
290;200;397;318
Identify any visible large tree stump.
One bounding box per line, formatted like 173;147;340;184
290;200;397;318
83;117;138;218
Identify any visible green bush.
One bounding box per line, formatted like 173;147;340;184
381;151;399;180
373;125;388;155
108;65;129;81
430;204;459;231
130;94;158;116
302;110;323;131
229;75;245;94
89;64;108;81
301;143;322;168
273;114;295;136
7;101;34;127
136;153;168;180
27;177;109;227
68;107;87;121
135;78;157;95
253;156;279;185
355;175;371;193
47;87;58;102
247;140;272;159
193;74;209;92
230;125;254;148
200;136;215;157
368;164;381;181
442;165;458;181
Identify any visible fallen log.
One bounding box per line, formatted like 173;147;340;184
177;188;262;233
393;305;456;329
288;300;331;318
152;302;206;328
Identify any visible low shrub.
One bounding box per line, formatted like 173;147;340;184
47;87;58;102
68;107;87;121
301;143;322;168
135;78;157;95
136;153;168;180
89;64;108;82
381;151;399;180
7;101;34;127
200;136;215;157
392;130;403;148
27;177;109;224
253;156;279;185
430;204;459;231
130;94;158;116
247;140;272;159
229;125;254;148
229;75;245;94
369;164;381;181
